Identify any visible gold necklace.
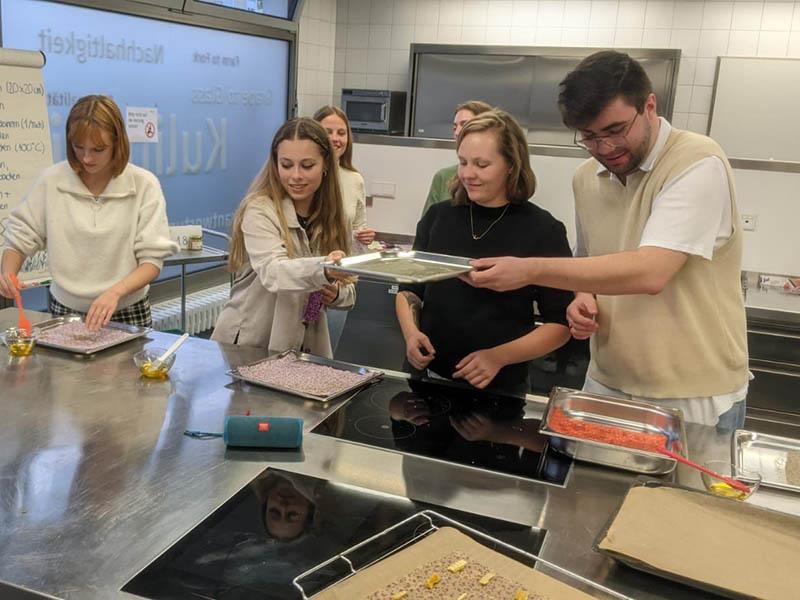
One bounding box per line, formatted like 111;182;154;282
469;202;510;240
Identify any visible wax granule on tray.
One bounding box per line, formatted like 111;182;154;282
38;321;135;351
515;590;529;600
425;572;441;589
390;592;407;600
447;559;467;573
236;354;368;397
365;551;548;600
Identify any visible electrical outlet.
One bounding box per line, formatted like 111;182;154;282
370;181;396;199
741;214;757;231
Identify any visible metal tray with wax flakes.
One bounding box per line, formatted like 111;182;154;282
32;314;150;355
322;249;474;284
733;429;800;493
539;387;687;475
227;349;383;402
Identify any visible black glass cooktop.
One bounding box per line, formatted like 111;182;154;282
123;468;547;600
311;374;572;485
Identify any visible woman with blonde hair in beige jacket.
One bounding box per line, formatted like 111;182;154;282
211;118;354;357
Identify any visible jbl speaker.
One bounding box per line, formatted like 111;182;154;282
223;416;303;449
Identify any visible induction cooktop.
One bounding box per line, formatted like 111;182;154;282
122;468;548;600
311;374;572;486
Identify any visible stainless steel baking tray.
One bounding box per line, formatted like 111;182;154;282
33;315;150;355
733;429;800;493
322;249;473;283
228;350;382;402
539;387;687;475
295;510;633;600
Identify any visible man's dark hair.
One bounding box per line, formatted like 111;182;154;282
557;51;653;130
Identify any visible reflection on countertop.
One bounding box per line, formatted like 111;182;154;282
1;308;799;600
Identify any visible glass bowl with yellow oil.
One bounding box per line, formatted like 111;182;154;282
701;461;761;501
2;327;38;357
133;347;176;379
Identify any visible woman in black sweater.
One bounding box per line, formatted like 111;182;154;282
395;109;572;394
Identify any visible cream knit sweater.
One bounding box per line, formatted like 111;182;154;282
5;161;177;311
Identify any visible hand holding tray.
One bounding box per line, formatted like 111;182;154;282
322;250;474;284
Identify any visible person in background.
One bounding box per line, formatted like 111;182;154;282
420;100;493;217
313;105;376;354
0;94;176;329
313;105;376;249
396;109;572;395
211;118;354;357
462;51;749;431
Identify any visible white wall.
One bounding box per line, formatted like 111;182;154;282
355;141;800;275
734;168;799;274
303;0;800;276
297;0;338;115
353;144;455;233
354;143;583;239
333;0;800;134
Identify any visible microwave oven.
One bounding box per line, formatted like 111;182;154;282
341;89;407;135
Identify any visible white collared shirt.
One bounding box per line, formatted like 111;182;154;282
575;117;733;260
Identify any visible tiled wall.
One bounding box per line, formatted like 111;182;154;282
297;0;338;116
332;0;800;133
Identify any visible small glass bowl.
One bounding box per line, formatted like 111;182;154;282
133;347;176;379
2;327;38;357
701;460;761;501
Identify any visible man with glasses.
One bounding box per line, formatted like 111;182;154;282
462;51;748;431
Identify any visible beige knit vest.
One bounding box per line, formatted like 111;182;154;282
573;128;749;398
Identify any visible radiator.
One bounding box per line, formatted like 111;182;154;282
151;283;230;334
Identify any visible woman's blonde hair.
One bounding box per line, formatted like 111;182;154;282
449;109;537;206
66;95;130;178
228;118;350;272
312;105;357;172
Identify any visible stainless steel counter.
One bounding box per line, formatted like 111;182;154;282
745;285;800;327
1;308;799;599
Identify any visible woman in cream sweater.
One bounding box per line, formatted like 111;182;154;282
0;95;176;329
313;106;376;249
313;106;376;352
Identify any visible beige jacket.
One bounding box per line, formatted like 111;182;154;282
211;196;355;356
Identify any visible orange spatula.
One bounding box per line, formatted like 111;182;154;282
7;274;31;335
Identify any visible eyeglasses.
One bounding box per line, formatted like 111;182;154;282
574;112;640;151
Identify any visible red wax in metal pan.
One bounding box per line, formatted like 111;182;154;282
548;407;668;453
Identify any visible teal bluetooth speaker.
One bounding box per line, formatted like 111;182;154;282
223;416;303;448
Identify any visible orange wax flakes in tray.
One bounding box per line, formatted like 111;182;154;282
370;552;547;600
548;407;668;454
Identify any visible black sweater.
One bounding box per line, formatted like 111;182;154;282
399;200;573;391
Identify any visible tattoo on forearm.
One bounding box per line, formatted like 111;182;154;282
399;291;423;327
